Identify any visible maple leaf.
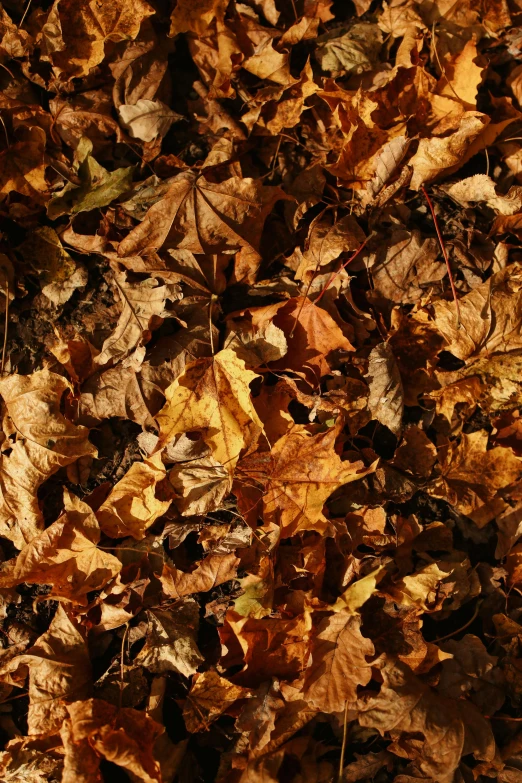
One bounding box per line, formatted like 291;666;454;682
183;670;251;733
156;348;263;477
161;552;240;598
0;490;120;604
95;272;181;366
430;430;522;518
96;453;171;539
366;342;404;437
0;370;96;549
0;127;47;202
237;422;376;538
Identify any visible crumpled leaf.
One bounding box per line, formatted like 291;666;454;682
161;553;239;599
48;137;133;219
0;490;120;604
0;370;96;549
315;23;382;76
156;348;263;477
118;99;183;142
429;262;522;360
430;430;522;517
96;452;171;539
135;602;204;676
0;127;48;202
409;112;489;189
95;272;181;366
169;455;230;515
41;0;155;80
183;670;251;733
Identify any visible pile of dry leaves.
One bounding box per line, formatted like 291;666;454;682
4;0;522;781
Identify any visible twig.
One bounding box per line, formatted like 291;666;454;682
1;279;9;375
315;236;371;305
119;623;130;710
421;186;461;327
433;599;482;643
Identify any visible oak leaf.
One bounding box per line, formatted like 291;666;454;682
0;491;120;604
156;349;263;477
96;453;171;539
0;370;96;549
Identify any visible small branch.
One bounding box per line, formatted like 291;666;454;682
421;186;461;327
315;235;371;305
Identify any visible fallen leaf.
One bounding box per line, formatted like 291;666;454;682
156;348;263;477
0;370;96;549
366;343;404;437
135;602;204;676
118;171;287;258
63;698;163;783
118;99;183;142
431;431;522;517
303;610;374;712
161;552;240;598
183;670;250;733
237;423;376;537
0;490;120;604
97;453;171;539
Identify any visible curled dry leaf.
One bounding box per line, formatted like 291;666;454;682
161;552;240;599
135;602;204;676
183;670;251;733
0;370;96;549
96;452;171;539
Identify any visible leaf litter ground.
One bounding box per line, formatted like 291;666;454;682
3;1;522;782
